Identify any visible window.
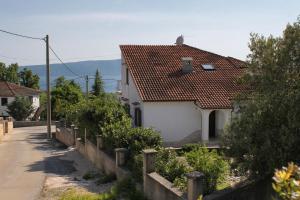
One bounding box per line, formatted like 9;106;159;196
1;98;8;106
201;64;215;70
134;107;142;127
29;96;33;104
126;68;129;85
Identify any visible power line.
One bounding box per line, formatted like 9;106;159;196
0;29;44;40
48;45;81;77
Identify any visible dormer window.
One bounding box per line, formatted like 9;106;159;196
202;64;215;70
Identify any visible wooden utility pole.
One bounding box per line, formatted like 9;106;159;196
46;35;51;138
85;75;89;101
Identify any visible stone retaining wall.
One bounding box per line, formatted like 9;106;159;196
56;127;131;180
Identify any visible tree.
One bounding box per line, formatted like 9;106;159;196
19;68;40;89
51;76;84;120
7;97;34;120
92;69;104;96
0;62;19;83
222;18;300;178
0;62;40;89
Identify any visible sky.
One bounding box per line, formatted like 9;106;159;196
0;0;299;66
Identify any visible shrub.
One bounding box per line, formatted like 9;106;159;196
110;178;146;200
185;148;230;194
127;154;144;182
272;162;300;200
155;148;191;183
7;96;34;120
60;188;114;200
128;127;162;156
96;173;117;185
77;95;130;143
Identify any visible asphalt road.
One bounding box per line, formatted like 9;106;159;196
0;126;56;200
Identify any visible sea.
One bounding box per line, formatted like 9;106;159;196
20;59;121;93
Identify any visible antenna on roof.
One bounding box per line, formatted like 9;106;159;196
175;35;184;45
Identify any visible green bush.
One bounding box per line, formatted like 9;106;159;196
96;173;116;185
111;178;146;200
77;95;130;143
155;148;191;183
7;97;34;120
127;153;144;182
185;148;230;194
128;128;162;156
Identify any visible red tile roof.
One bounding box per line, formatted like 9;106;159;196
0;81;41;97
120;44;246;109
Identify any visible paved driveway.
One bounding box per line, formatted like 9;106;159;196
0;126;54;200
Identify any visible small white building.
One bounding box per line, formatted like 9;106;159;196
0;81;40;118
119;43;245;146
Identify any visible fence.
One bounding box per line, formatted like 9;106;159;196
56;126;131;180
55;124;271;200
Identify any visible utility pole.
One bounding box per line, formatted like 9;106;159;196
46;35;51;138
85;75;89;101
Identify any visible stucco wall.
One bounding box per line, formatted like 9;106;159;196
0;96;40;117
0;97;14;115
121;55;143;123
143;101;202;144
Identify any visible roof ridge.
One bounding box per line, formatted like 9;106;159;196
5;81;16;96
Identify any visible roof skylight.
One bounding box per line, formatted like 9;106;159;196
201;64;215;70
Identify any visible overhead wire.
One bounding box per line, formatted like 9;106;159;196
0;29;44;40
48;45;82;78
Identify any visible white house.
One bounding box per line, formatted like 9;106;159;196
119;42;245;146
0;81;40;118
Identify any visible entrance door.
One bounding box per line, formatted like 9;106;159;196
209;111;216;139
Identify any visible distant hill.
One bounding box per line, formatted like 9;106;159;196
20;59;121;92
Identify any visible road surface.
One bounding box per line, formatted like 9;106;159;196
0;126;55;200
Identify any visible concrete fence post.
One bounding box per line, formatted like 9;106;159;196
96;135;104;150
142;149;157;194
187;171;205;200
70;124;75;133
115;148;128;167
76;138;82;149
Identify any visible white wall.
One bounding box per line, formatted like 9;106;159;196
143;101;202;142
120;54;232;144
31;95;40;111
121;54;143;121
0;96;40;117
0;97;15;115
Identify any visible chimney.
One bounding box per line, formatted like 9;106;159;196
181;57;193;73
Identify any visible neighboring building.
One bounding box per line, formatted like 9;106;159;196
0;81;40;118
119;42;246;146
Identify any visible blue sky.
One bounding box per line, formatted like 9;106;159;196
0;0;299;65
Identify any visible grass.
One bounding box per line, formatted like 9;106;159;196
59;188;114;200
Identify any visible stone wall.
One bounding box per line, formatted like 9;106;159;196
56;127;75;146
56;128;131;180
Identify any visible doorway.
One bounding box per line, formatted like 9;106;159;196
209;111;216;139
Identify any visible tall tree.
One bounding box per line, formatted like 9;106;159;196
223;18;300;178
5;63;19;83
0;62;6;80
92;69;104;96
19;68;40;89
51;76;84;120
